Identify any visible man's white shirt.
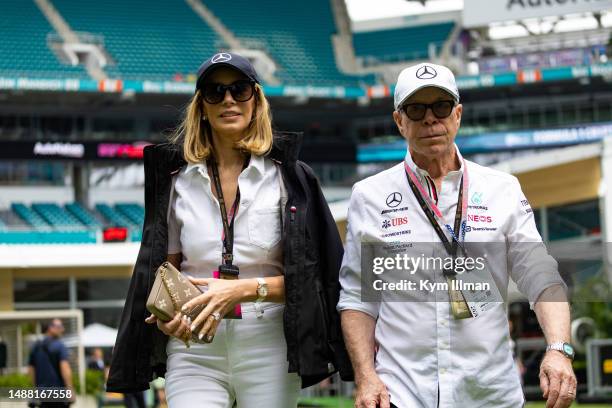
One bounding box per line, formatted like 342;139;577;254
338;146;566;408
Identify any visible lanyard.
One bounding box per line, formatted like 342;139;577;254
404;160;469;258
210;157;248;265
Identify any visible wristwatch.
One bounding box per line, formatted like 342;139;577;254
255;278;268;303
546;342;575;360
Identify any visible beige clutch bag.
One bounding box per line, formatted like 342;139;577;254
146;261;204;322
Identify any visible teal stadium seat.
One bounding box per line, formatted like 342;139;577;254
52;0;224;81
204;0;375;86
0;0;88;79
95;203;135;228
65;202;103;228
115;203;144;226
32;203;85;229
353;22;455;64
11;203;51;230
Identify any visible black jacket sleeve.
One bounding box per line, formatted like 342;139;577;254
106;146;157;393
297;161;354;381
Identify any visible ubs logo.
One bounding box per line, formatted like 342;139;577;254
382;216;408;229
416;65;437;80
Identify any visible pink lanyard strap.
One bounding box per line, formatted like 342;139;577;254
403;159;469;243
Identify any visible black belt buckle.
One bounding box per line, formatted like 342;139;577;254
218;264;239;280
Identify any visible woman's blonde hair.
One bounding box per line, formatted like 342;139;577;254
171;83;273;163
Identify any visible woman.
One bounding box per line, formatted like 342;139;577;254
106;52;352;407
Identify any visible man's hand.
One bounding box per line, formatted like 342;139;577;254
539;350;576;408
354;372;390;408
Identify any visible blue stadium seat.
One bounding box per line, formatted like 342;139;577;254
95;203;135;228
32;203;85;228
52;0;223;81
65;202;103;228
204;0;375;86
353;22;455;64
11;203;51;230
0;0;88;79
115;203;144;226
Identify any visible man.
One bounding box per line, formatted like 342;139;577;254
338;62;576;408
28;319;74;407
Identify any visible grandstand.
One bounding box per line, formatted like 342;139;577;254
0;0;88;79
51;0;223;81
353;21;456;65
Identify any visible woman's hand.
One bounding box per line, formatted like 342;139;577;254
182;277;256;342
145;312;192;344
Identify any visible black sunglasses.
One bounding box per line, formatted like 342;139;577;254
400;100;456;121
201;80;255;104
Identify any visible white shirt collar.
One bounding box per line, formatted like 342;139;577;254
185;153;266;178
404;143;464;181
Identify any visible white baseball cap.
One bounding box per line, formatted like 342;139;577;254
394;62;460;110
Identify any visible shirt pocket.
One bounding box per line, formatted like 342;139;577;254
248;206;282;250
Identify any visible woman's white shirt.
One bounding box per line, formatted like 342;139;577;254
167;154;283;280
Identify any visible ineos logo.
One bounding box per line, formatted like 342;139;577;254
211;53;232;63
416;65;437;80
386;192;402;208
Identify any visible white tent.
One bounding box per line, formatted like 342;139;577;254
63;323;117;348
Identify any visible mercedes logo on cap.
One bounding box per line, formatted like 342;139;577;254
416;65;437;80
386;192;402;208
211;53;232;63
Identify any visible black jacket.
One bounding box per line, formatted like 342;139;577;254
107;133;353;392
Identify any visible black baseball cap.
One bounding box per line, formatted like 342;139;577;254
196;52;260;91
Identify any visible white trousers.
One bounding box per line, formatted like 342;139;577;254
165;303;301;408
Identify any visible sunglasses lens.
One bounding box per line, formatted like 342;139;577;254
231;81;254;102
403;101;454;120
405;104;427;121
432;101;453;118
203;84;224;104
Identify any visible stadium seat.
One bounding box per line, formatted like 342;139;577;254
353;22;455;64
11;203;51;230
203;0;375;86
0;0;89;79
52;0;223;81
115;203;144;226
65;202;103;228
95;203;136;228
32;203;85;228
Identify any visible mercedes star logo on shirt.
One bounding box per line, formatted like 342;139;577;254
416;65;437;80
386;192;402;208
211;53;232;63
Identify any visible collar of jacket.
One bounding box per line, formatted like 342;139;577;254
152;131;303;173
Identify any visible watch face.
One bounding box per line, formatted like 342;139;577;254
563;343;574;356
258;285;268;297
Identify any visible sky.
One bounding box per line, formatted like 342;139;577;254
345;0;463;21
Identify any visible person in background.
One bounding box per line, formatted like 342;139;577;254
28;319;74;407
87;348;105;372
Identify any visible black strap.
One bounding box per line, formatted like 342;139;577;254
210;156;248;266
406;172;464;259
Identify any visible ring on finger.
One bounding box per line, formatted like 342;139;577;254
211;311;221;321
